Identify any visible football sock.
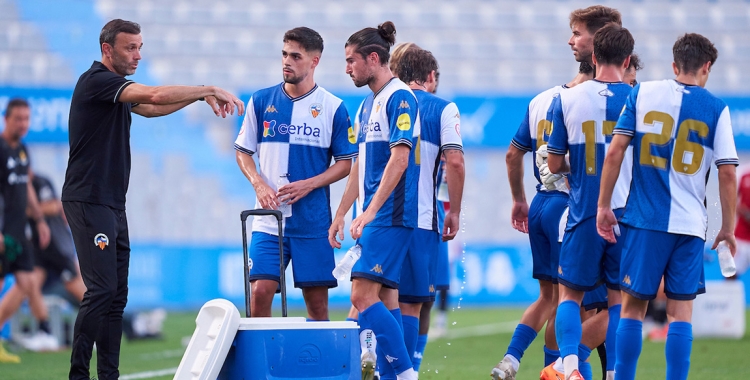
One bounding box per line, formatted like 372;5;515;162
578;343;592;380
615;318;642;380
543;345;560;366
606;304;621;372
555;300;582;375
413;334;428;371
401;315;420;370
665;322;692;380
506;323;537;362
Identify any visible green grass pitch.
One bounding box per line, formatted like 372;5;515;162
2;308;748;379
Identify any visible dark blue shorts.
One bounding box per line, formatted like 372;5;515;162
352;226;413;289
582;284;609;311
248;231;337;289
620;227;705;300
558;210;626;291
399;228;440;303
435;240;450;290
528;192;568;284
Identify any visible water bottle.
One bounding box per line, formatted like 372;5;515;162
277;174;292;218
437;168;449;202
332;244;362;280
717;241;737;277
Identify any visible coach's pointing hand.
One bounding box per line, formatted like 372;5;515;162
206;86;245;118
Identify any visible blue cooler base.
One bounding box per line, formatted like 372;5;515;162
218;318;359;380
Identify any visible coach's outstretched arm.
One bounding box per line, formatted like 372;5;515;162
329;161;359;249
712;164;738;254
123;84;245;118
443;149;465;241
596;134;631;243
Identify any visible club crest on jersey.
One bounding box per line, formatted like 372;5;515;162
263;120;276;137
375;100;383;113
18;150;27;165
94;233;109;250
598;88;615;97
265;105;278;113
396;113;411;131
310;103;322;118
398;100;410;109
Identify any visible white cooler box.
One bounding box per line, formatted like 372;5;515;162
692;280;745;338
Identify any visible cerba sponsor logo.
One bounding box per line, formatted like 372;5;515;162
263;120;321;138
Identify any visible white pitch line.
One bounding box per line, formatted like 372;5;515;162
120;367;178;380
435;320;520;340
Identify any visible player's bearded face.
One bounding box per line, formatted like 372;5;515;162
344;45;374;88
569;23;594;63
109;33;142;76
281;42;314;85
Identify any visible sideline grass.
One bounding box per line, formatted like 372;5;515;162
2;308;747;379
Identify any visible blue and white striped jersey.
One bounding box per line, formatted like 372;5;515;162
614;79;739;239
234;83;357;238
548;80;634;228
511;84;566;192
413;89;463;231
354;78;420;228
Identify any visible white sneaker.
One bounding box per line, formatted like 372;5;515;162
490;357;517;380
16;332;60;352
361;350;376;380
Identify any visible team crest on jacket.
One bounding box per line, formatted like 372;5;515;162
310;103;322;118
94;233;109;250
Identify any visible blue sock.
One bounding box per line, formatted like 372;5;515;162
555;300;582;359
506;324;538;362
402;315;420;369
367;306;411;377
413;334;428;371
578;343;592;380
606;304;621;372
391;308;404;333
615;318;642;380
346;317;358;323
665;322;692;380
579;361;592;380
543;346;560;366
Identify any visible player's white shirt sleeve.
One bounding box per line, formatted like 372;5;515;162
440;102;463;151
713;106;739;167
233;97;258;156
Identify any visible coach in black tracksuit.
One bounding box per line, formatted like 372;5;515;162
61;19;243;380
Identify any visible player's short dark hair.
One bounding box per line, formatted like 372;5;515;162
283;27;324;53
628;53;643;71
345;21;397;65
389;42;421;75
579;61;594;75
673;33;718;74
395;49;439;85
4;98;29;119
100;19;141;53
570;5;622;35
593;23;634;66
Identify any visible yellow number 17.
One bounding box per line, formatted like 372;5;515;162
581;120;616;176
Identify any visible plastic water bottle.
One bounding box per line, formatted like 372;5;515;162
277;174;292;218
717;241;737;277
332;245;362;280
437;169;449;202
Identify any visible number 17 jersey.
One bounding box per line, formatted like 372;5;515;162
613;79;739;239
547;80;634;228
